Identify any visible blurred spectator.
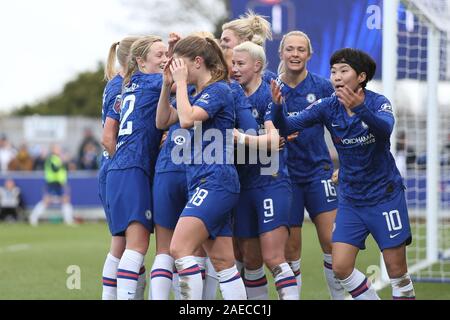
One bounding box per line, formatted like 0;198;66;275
32;147;48;171
29;144;74;226
0;134;17;173
78;141;99;170
0;179;24;222
77;128;101;170
8;144;34;171
395;131;417;176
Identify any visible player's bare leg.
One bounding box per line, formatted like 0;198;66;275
285;226;302;296
203;236;247;300
332;242;379;300
116;222;149;300
313;210;345;299
239;237;268;299
383;244;415;300
261;226;299;300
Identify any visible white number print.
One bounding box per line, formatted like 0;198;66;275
263;198;274;218
382;210;403;232
321;179;337;198
118;95;136;136
190;188;209;206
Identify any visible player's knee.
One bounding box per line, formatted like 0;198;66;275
243;255;263;270
284;242;300;260
208;255;234;273
386;263;407;279
332;263;353;280
170;242;194;260
262;251;284;270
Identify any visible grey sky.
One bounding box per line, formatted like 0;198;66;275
0;0;226;113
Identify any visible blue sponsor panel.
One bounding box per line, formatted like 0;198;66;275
230;1;448;80
230;0;383;78
0;172;102;208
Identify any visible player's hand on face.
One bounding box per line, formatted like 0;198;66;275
336;85;365;109
170;58;188;83
270;79;283;105
278;136;286;151
167;32;181;58
163;57;174;86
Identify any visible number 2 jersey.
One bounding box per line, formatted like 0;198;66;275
108;72;164;178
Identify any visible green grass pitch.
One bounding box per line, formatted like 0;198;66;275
0;221;449;300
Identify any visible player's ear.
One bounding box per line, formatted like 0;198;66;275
254;60;262;73
357;72;367;85
194;56;203;69
136;56;144;66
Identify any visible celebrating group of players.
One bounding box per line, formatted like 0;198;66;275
99;11;416;300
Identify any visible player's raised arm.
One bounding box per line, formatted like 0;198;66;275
351;92;395;140
156;56;179;130
269;79;326;137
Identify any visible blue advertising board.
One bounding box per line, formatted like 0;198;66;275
230;0;383;78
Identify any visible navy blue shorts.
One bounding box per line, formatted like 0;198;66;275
180;186;239;240
290;178;338;227
332;190;412;251
233;181;292;238
153;171;188;230
46;182;65;197
106;167;153;236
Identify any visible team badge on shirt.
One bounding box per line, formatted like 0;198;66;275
361;121;369;129
306;93;317;103
113;95;122;114
379;103;393;114
252;108;259;118
197;93;210;104
174;135;186;145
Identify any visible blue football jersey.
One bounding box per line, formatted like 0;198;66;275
229;80;258;132
101;74;122;162
155;87;196;174
271;89;403;206
185;81;239;194
237;80;290;189
108;72;164;178
262;70;277;84
277;72;335;182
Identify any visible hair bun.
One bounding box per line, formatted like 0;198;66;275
251;34;264;46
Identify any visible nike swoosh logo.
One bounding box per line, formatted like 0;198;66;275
331;123;339;127
264;219;274;224
390;233;401;239
327;199;337;203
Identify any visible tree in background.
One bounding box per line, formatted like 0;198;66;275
12;1;231;117
13;63;105;118
117;0;228;38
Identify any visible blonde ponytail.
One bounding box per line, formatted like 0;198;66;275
104;42;120;81
104;36;141;82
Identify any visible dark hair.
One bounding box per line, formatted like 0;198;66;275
173;35;228;85
330;48;376;88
